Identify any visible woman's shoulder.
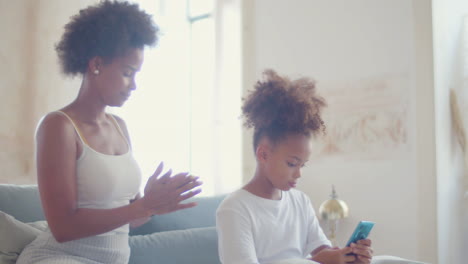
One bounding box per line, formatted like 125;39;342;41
36;111;76;134
107;113;131;142
108;113;125;125
34;111;80;153
108;113;129;132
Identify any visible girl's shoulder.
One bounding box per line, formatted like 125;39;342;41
218;189;249;207
217;189;266;214
285;189;315;206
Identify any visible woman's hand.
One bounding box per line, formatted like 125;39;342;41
310;247;355;264
349;239;373;264
141;162;203;216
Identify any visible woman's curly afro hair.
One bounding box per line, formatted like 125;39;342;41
56;0;158;76
242;69;327;150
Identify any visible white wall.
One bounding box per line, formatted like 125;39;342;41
0;0;97;183
432;0;468;263
242;0;436;262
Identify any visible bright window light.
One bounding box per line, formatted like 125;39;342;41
112;0;242;196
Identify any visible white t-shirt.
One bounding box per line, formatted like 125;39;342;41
216;188;331;264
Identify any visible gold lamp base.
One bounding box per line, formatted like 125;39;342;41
319;185;349;246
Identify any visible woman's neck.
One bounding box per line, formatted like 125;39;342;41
243;168;282;200
64;77;108;124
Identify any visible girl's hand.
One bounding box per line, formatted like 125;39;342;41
141;162;203;216
311;247;355;264
350;239;373;264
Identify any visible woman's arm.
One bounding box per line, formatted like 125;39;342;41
129;193;151;228
36;113;149;242
36;114;201;243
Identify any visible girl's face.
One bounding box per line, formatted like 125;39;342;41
261;133;311;191
94;48;144;107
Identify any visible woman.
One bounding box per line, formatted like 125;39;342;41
17;1;202;263
216;70;373;264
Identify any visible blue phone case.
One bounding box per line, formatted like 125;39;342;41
345;221;375;246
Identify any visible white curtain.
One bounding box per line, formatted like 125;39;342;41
211;0;243;194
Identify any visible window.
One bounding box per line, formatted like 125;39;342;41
112;0;242;196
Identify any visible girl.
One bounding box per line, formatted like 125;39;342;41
216;70;373;264
17;1;202;263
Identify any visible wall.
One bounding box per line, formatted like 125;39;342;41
432;0;468;263
0;0;97;183
242;0;437;262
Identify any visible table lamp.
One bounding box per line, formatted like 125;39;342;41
318;185;349;246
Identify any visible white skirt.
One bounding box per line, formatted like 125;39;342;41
16;231;130;264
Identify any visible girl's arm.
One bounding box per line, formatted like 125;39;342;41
310;247;354;264
311;245;331;256
216;208;259;264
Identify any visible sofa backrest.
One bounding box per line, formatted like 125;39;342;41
0;184;226;235
129;194;226;236
0;184;45;223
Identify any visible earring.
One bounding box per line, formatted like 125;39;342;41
93;69;99;75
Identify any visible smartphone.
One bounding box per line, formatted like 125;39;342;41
345;221;375;247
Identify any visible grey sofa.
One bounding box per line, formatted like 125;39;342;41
0;184;225;264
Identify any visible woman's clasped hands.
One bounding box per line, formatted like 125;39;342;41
140;162;203;216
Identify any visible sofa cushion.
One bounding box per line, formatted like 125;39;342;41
0;211;45;264
129;226;220;264
371;255;428;264
0;184;44;223
268;259;315;264
130;195;226;236
267;256;428;264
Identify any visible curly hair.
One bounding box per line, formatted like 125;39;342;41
242;69;327;150
56;0;159;76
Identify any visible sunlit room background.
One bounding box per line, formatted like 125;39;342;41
111;0;242;196
4;1;466;262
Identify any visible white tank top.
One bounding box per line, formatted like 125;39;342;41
57;111;142;235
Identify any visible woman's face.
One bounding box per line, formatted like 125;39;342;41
94;48;144;107
262;133;311;191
